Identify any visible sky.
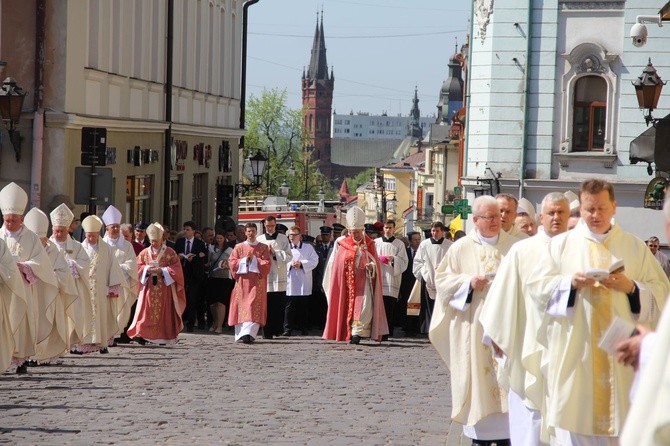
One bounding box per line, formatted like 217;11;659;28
246;0;471;119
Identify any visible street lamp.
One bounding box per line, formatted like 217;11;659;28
0;76;28;161
633;58;666;126
235;149;268;196
279;180;290;197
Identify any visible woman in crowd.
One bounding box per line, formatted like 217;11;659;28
206;231;234;334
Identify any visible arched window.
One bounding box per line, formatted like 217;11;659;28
572;76;607;152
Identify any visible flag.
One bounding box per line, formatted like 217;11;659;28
449;214;463;238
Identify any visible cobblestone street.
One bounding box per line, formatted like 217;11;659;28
1;331;466;445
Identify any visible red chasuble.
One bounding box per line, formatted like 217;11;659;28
227;242;272;327
322;235;388;342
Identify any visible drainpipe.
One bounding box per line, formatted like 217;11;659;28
31;0;46;209
162;0;174;224
463;6;474;181
240;0;260;151
518;2;533;198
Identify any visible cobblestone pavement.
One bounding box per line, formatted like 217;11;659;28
0;331;469;446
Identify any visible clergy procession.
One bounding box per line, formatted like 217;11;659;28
3;178;670;445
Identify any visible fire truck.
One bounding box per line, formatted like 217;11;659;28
238;196;340;236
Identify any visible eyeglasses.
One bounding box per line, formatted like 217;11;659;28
287;233;299;237
476;215;501;222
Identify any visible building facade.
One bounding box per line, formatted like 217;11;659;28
331;112;434;140
464;0;670;240
1;0;245;231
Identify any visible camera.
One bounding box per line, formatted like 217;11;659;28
630;23;648;47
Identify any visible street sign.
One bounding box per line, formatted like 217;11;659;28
81;127;107;152
81;150;107;166
441;204;455;214
454;186;462;196
73;167;113;206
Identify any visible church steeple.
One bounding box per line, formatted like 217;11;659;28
307;12;329;81
438;42;464;123
408;87;422;138
302;10;334;181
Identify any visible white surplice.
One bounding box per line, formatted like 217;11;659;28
429;229;517;439
374;236;408;298
527;220;669;440
286;242;319;296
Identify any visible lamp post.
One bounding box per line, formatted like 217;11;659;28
235;149;269;196
0;76;27;161
303;144;314;200
633;58;666;126
279;180;289;197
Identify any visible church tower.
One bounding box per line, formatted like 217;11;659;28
302;12;334;179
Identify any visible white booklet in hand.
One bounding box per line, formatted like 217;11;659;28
598;316;638;355
584;255;625;282
237;259;248;275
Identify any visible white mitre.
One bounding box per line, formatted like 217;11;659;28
346;206;365;230
517;197;536;221
82;215;103;233
146;223;164;241
564;190;580;212
0;182;28;215
24;207;49;238
101;205;122;226
50;203;75;228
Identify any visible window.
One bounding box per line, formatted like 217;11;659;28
192;173;207;228
572;76;607;152
127;175;153;224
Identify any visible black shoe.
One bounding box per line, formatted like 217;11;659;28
116;333;132;344
133;337;147;346
70;349;83;355
381;334;389;341
99;348;109;354
27;360;38;367
241;335;252;344
263;334;274;340
349;335;361;345
16;364;28;374
281;330;292;337
300;330;309;336
186;325;194;333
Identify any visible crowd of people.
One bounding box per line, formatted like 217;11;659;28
2;177;670;445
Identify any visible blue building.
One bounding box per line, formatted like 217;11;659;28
464;0;670;240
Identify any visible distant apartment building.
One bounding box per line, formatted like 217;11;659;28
331;112;435;140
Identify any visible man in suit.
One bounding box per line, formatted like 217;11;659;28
399;231;421;336
176;221;208;332
310;226;333;329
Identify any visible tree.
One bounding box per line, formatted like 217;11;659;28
244;88;326;200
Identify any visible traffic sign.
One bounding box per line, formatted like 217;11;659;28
73;167;113;205
81;149;107;166
81;127;107;153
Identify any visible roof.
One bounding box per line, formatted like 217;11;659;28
331;138;401;167
389;150;424;169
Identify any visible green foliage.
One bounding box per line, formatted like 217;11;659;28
245;88;332;200
345;168;375;197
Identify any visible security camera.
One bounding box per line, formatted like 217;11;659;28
631;23;648;47
630;15;663;47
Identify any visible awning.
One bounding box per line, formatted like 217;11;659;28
630;115;670;171
402;205;415;218
662;1;670;21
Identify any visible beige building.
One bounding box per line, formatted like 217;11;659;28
0;0;245;230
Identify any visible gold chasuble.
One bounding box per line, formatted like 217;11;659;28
527;220;669;438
